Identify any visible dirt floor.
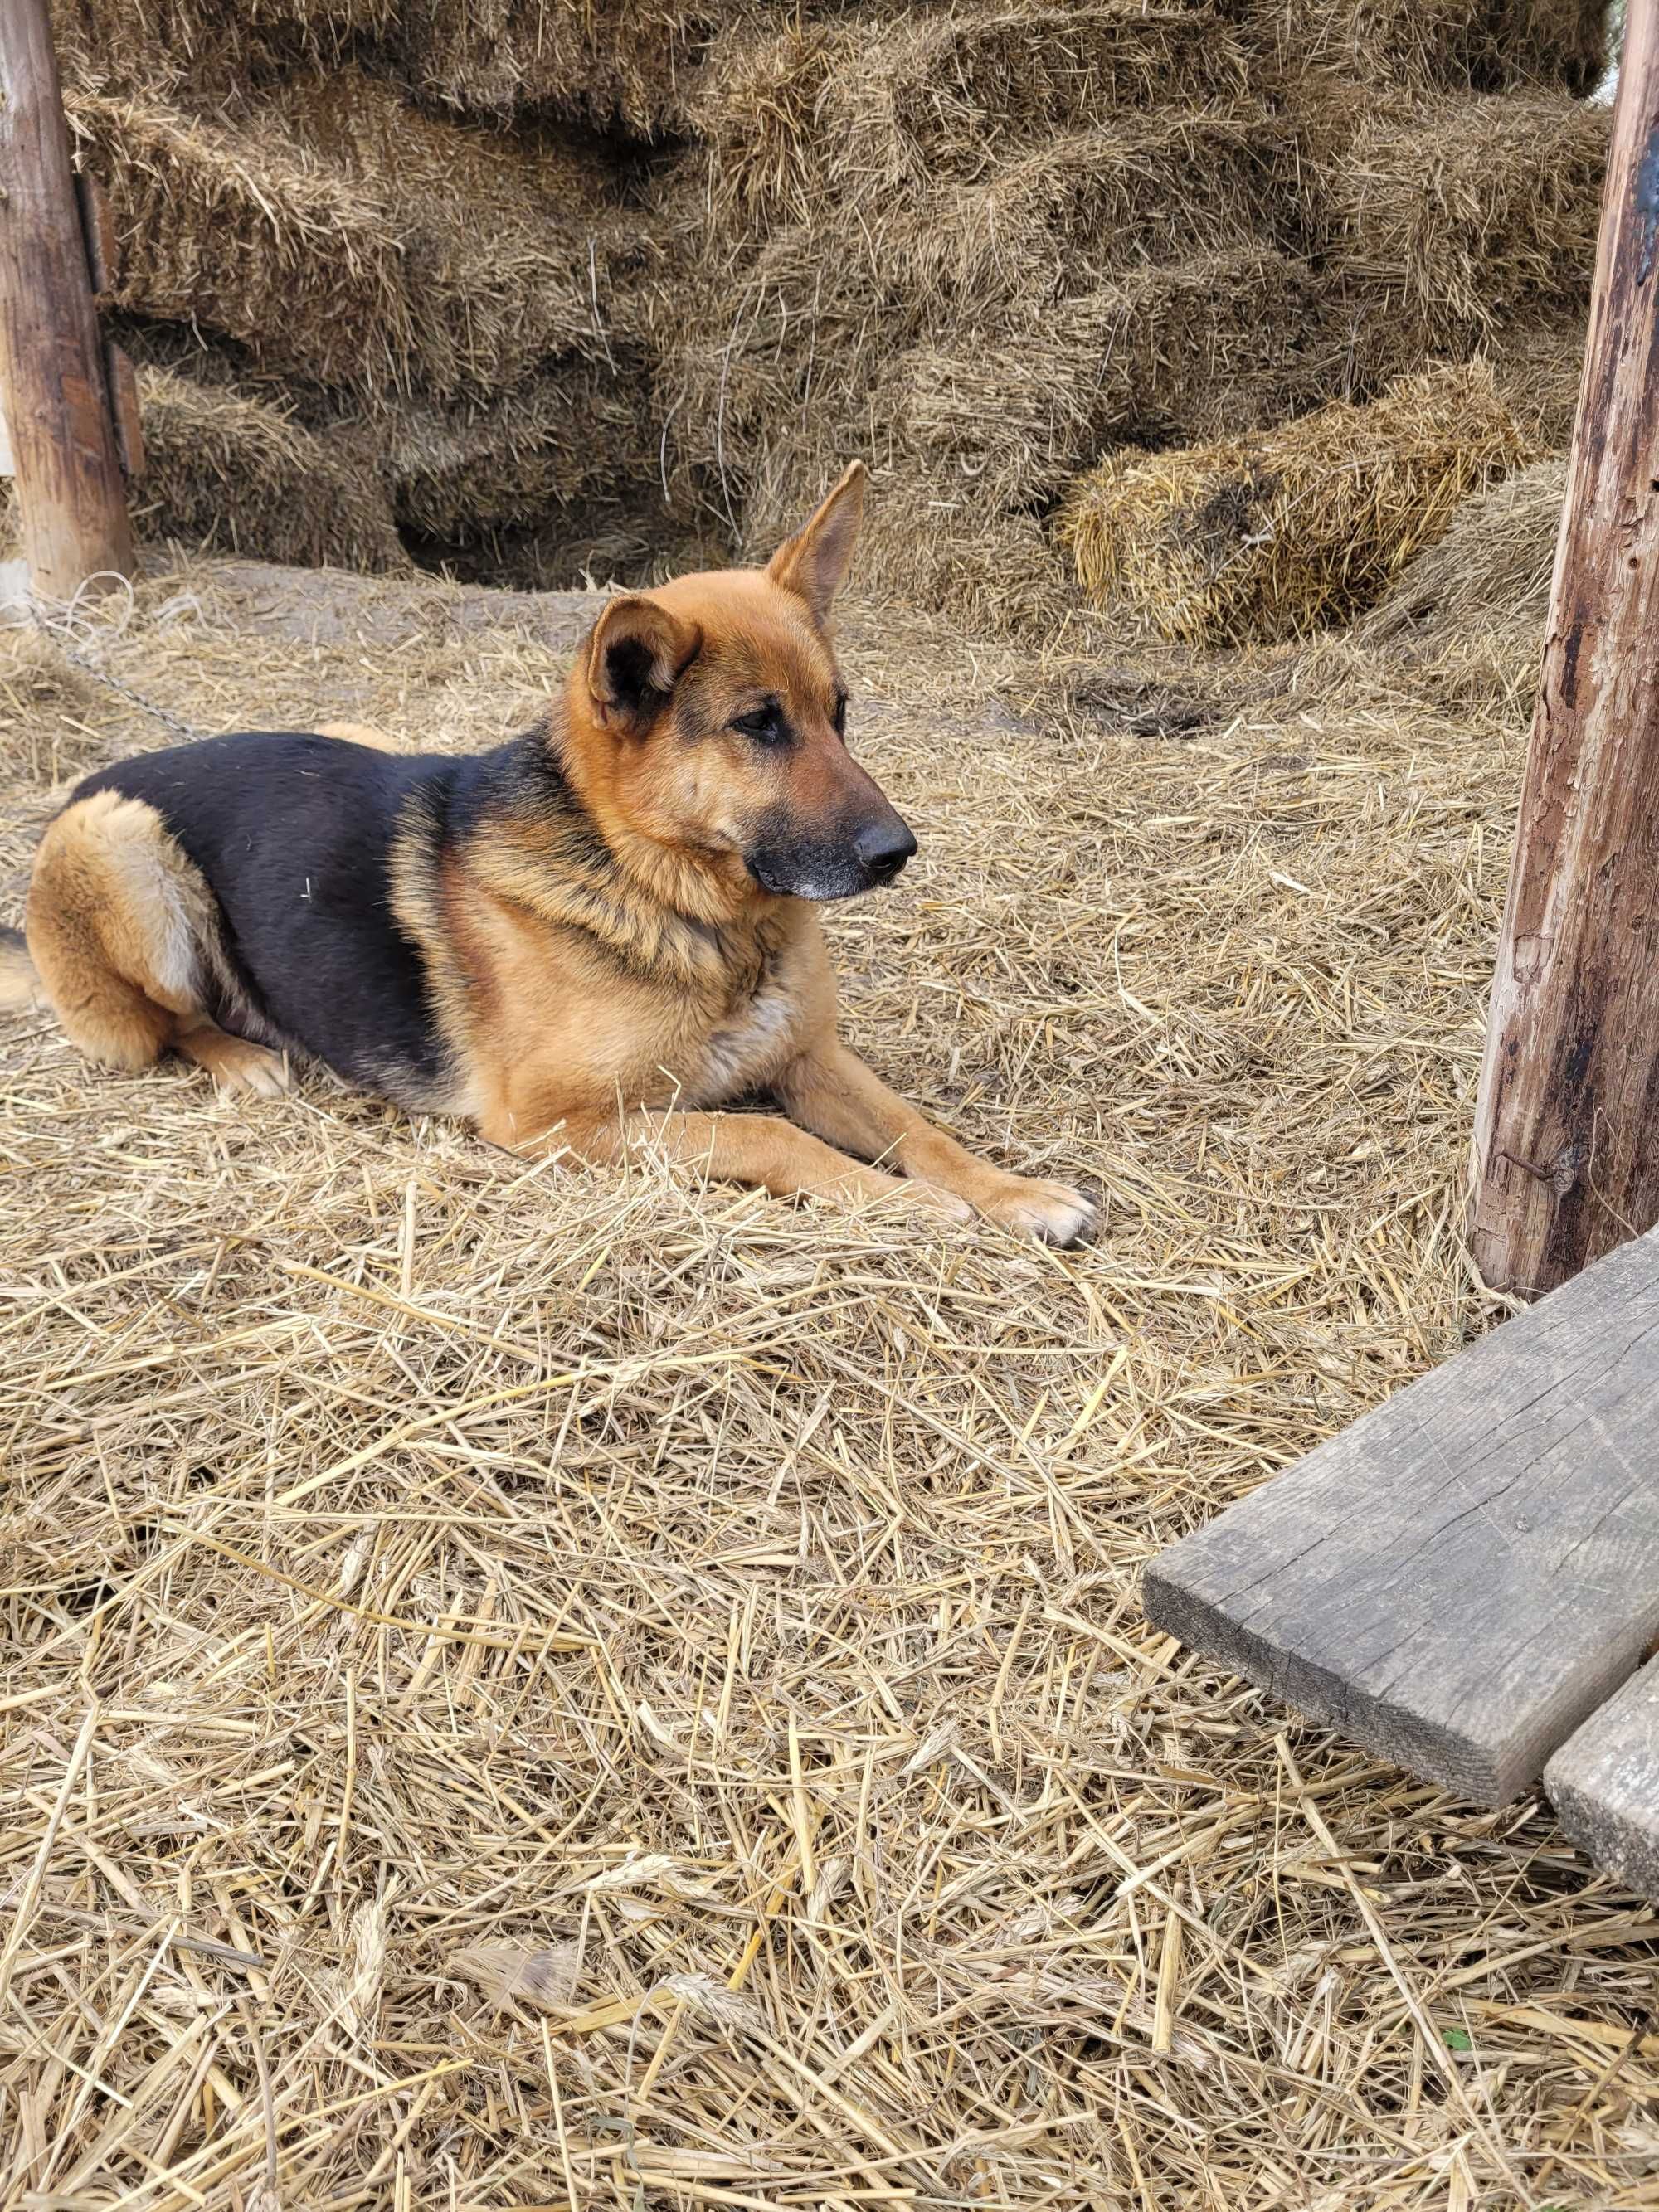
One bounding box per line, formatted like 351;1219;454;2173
2;555;1656;2210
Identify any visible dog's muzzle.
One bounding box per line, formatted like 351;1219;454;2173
747;809;917;901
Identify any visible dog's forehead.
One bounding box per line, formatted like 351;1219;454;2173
711;622;838;700
657;571;838;696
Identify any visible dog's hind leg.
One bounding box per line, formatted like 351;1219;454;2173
26;790;289;1096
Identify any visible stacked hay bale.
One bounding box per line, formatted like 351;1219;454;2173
1309;86;1608;391
12;0;1611;625
129;367;411;571
655;0;1609;631
659;2;1320;627
1059;362;1538;644
59;66;669;581
1249;0;1613;95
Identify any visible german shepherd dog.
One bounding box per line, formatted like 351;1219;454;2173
1;466;1093;1243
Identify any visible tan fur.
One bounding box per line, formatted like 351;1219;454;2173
0;938;46;1013
316;721;404;752
382;474;1091;1238
24;792;287;1096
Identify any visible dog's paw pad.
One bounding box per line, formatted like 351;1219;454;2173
980;1177;1097;1247
200;1038;290;1098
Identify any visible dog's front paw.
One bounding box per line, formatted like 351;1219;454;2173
192;1033;291;1098
978;1174;1097;1247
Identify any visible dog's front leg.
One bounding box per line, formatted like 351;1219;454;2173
774;1039;1095;1246
505;1106;973;1222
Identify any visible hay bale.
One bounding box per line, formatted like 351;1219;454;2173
268;67;617;221
864;109;1298;324
854;474;1073;638
1353;453;1564;702
1253;0;1611;95
129;367;410;571
663;104;1299;513
372;361;658;537
1357;453;1565;646
1486;311;1588;448
67;92;418;397
714;459;1068;637
397;0;733;138
1060;362;1537;644
689;3;1254;233
70;85;636;409
659;86;1313;641
269;71;641;394
898;251;1324;508
1315;90;1608;377
49;0;393;105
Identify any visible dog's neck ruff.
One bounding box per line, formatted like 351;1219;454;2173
467;727;776;994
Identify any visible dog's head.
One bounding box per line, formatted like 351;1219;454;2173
565;464;915;907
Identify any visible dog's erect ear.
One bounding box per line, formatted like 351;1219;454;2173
586;595;703;734
766;461;866;623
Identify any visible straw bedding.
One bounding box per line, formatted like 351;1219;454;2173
1060;362;1539;644
2;547;1656;2209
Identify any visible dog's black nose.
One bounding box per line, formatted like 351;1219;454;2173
856;819;917;883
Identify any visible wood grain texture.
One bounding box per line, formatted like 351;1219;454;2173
1470;5;1659;1297
1546;1661;1659;1900
105;343;145;480
1144;1223;1659;1806
0;0;133;599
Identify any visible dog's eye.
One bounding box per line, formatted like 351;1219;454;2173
832;693;849;737
732;706;787;744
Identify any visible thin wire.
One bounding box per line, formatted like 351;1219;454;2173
14;572;203;741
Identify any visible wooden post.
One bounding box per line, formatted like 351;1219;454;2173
1471;0;1659;1298
0;0;133;600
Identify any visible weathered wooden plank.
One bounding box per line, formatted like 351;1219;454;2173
105;343;145;480
1546;1662;1659;1901
73;170;116;298
1143;1223;1659;1805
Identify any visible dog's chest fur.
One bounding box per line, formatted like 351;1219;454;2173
691;965;802;1101
681;921;815;1105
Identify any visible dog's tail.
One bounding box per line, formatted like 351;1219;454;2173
0;926;43;1013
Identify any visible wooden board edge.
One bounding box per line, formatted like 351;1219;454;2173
1144;1558;1517;1806
1545;1663;1659;1902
